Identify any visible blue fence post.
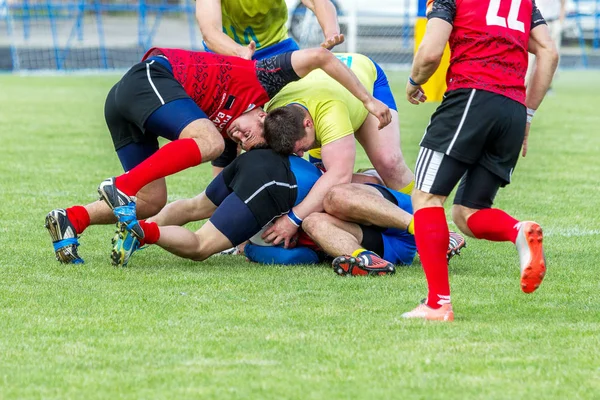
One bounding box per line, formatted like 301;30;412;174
22;0;30;40
76;0;85;42
47;0;62;69
594;0;599;49
94;0;108;69
186;0;199;49
138;0;147;48
4;2;20;70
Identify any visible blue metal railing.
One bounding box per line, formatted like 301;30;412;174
2;0;600;70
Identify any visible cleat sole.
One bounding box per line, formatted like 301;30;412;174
519;223;546;294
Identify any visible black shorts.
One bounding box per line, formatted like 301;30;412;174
104;58;192;150
219;148;297;228
416;89;526;208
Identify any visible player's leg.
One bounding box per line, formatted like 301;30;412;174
355;61;414;193
451;95;545;294
147;170;229;227
45;83;164;263
355;110;414;194
124;192;262;262
401;149;469;322
98;58;224;215
302;213;394;276
112;170;230;266
323;183;412;230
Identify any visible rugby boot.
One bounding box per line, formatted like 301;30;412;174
447;231;467;261
516;221;546;293
98;178;144;239
45;209;84;264
111;228;141;267
332;251;395;276
401;302;454;322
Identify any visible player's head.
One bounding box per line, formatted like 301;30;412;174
264;104;315;157
226;108;267;150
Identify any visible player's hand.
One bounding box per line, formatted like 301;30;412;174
262;215;300;248
364;97;391;129
321;33;345;50
406;81;427;105
522;122;531;157
238;41;256;60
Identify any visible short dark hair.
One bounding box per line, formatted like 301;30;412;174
264;105;307;155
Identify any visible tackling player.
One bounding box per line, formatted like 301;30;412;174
45;47;391;264
402;0;559;321
197;0;344;176
227;53;415;248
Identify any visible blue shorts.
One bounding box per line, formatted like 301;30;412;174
288;155;323;205
203;37;300;60
371;60;397;112
367;184;416;265
205;173;262;246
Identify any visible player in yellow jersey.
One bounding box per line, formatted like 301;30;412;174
226;53;414;247
197;0;343;59
197;0;343;175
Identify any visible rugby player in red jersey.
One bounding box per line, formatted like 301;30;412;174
402;0;559;321
45;47;391;264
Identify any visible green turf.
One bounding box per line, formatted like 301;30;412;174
1;71;599;400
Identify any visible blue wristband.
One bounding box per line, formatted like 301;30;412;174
408;76;421;86
287;209;303;227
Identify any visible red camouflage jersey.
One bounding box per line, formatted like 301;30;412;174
143;48;271;134
428;0;546;105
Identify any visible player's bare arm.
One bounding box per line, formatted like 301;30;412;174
196;0;256;59
262;135;356;247
527;25;560;111
406;17;452;105
523;24;559;156
291;48;391;128
301;0;344;49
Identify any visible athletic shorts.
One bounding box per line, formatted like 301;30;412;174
371;59;397;111
359;184;417;266
415;88;526;209
212;149;297;228
105;56;207;169
203;37;300;61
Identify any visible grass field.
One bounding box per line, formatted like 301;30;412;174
1;70;600;400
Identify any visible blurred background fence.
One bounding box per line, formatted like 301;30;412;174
1;0;599;71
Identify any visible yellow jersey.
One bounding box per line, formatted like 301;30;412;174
221;0;289;50
265;53;378;159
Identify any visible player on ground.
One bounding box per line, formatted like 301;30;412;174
401;0;559;321
110;148;323;265
226;53;415;248
242;177;466;273
45;48;391;264
197;0;344;176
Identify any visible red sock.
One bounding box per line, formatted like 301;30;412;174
66;206;90;235
139;220;160;245
414;207;450;309
115;138;202;196
467;208;519;244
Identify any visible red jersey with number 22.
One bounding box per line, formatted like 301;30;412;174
143;48;270;134
428;0;546;105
